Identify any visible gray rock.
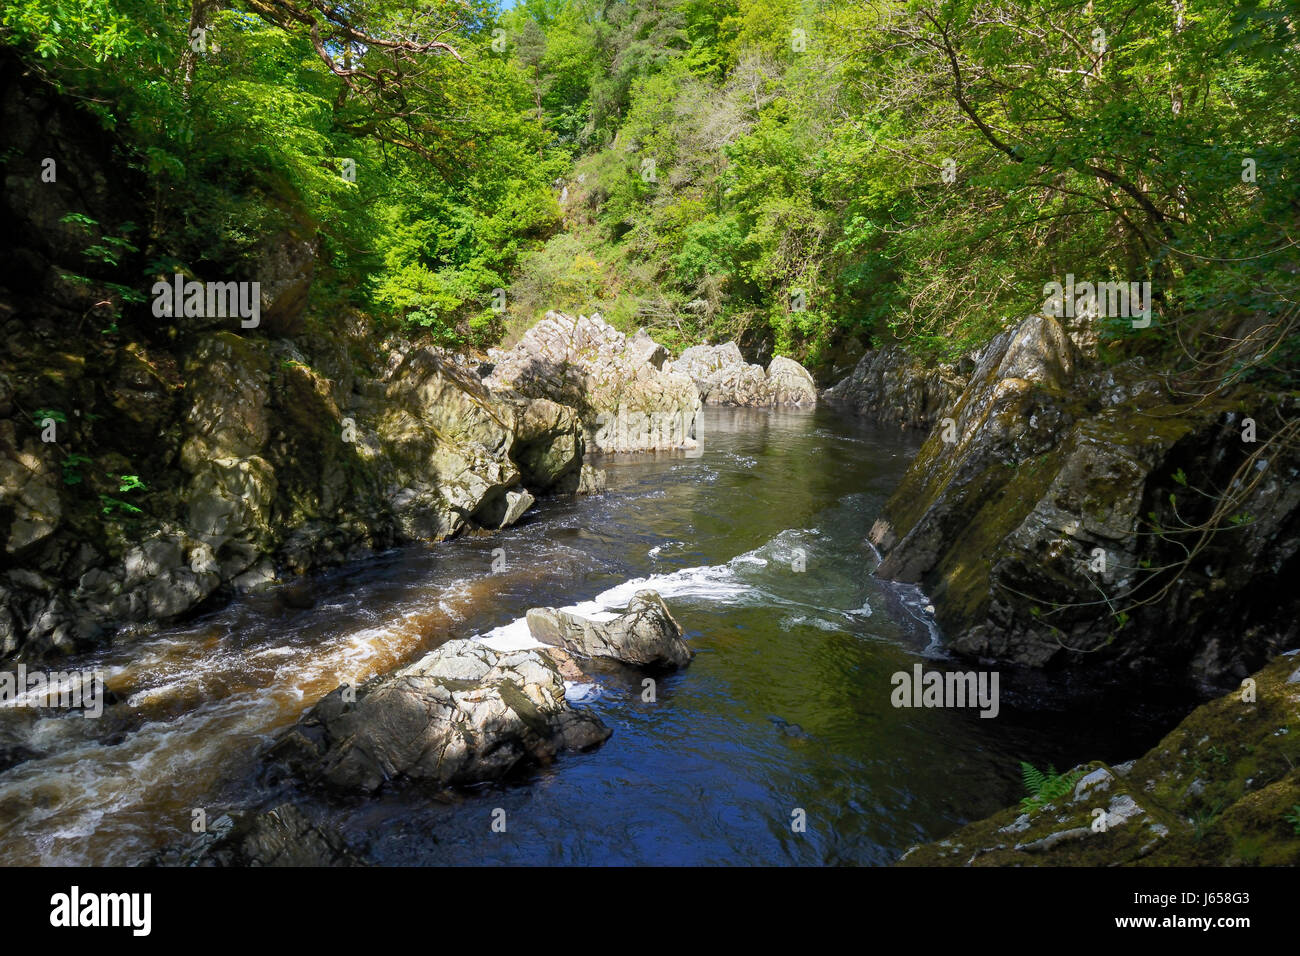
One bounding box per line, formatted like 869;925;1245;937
476;487;535;529
675;342;817;407
266;638;610;793
525;590;692;669
765;355;818;405
822;345;967;428
870;313;1300;684
484;312;700;453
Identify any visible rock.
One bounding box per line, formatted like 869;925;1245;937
674;342;818;406
484;312;700;453
525;590;693;669
255;230;317;336
871;314;1300;685
575;463;607;495
765;355;818;405
628;328;669;369
540;644;586;681
510;397;583;490
167;804;364;867
897;652;1300;866
377;348;521;540
0;419;61;555
265;639;611;793
823;346;968;428
180;333;277;549
477;487;535;530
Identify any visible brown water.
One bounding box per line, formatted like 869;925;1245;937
0;406;1181;865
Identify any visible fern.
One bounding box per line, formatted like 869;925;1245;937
1019;761;1083;812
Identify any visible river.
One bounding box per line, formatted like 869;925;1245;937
0;405;1178;865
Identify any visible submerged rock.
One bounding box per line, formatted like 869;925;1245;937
265;638;611;794
484;312;700;453
898;651;1300;866
525;590;693;669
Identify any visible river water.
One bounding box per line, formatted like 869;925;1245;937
0;406;1177;865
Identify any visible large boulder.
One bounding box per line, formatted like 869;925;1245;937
265;638;611;793
823;345;968;428
525;590;693;669
373;348;522;541
870;314;1300;687
484;312;700;453
765;355;818;405
673;342;817;406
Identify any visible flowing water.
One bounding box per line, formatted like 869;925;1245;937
0;406;1179;866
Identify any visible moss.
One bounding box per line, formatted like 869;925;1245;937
896;652;1300;866
933;448;1064;626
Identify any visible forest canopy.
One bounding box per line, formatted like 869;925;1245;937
2;0;1296;371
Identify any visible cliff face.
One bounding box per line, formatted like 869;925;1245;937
0;309;596;659
868;314;1300;692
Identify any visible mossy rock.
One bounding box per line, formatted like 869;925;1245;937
897;652;1300;866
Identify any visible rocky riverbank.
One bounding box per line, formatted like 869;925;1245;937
831;314;1300;693
3;303;778;660
822;315;1300;865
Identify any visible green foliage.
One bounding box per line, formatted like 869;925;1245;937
99;495;142;516
99;474;146;516
5;0;1296;369
115;474;146;493
60;453;91;486
1019;761;1083;812
1285;805;1300;836
505;0;1300;369
33;409;67;426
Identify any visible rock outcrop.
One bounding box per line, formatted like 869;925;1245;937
823;346;968;428
869;314;1300;688
898;650;1300;866
484;312;700;453
265;638;611;793
525;590;693;669
673;342;817;407
0;325;592;659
